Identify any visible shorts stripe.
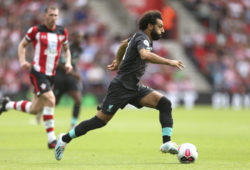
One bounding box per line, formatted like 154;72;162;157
30;74;40;94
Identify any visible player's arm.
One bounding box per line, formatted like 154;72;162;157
139;48;184;70
18;38;31;70
62;43;73;74
107;39;128;71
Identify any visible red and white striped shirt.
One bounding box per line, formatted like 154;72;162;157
25;24;68;76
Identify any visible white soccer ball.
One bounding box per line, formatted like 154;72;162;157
177;143;198;163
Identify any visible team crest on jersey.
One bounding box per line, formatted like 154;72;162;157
41;35;47;39
59;35;65;41
143;40;149;47
40;83;47;90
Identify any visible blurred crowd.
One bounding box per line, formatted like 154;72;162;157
0;0;189;106
182;0;250;109
0;0;110;100
182;0;250;93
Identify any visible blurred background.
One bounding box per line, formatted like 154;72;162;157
0;0;249;110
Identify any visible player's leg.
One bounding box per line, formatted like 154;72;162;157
40;90;57;148
34;82;64;125
35;71;63;125
55;81;126;160
55;109;112;160
30;94;45;114
0;93;43;115
0;97;31;115
62;110;112;143
68;90;82;128
54;71;65;106
139;90;178;154
55;91;63;105
66;74;82;129
1;68;46;115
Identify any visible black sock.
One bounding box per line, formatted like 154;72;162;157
71;104;81;126
62;134;72;143
163;136;171;143
73;104;80;119
62;116;106;143
156;97;173;143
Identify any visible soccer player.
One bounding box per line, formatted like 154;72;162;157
0;6;72;149
55;10;184;160
37;32;83;129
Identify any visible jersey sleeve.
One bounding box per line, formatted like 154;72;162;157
25;26;38;42
135;34;150;52
63;28;69;45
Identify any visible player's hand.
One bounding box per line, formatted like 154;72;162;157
107;59;119;71
20;61;31;70
169;60;185;70
65;63;73;74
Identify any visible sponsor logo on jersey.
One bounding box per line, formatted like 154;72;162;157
59;35;65;41
41;35;47;39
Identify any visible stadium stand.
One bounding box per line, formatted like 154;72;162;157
181;0;250;108
0;0;249;108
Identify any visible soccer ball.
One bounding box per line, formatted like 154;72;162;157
177;143;198;163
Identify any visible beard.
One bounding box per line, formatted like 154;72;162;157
151;27;162;40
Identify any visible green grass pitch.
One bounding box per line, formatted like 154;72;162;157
0;106;250;170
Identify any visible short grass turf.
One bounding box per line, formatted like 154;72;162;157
0;106;250;170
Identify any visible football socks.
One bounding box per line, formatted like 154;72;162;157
71;104;80;126
62;116;106;143
43;107;56;143
6;100;31;113
156;97;173;143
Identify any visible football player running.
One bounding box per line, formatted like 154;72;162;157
55;10;184;160
0;6;72;149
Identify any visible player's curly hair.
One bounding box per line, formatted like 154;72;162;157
138;10;162;31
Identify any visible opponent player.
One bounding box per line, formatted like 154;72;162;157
0;6;72;149
55;10;184;160
36;32;83;129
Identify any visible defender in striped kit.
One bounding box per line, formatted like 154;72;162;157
0;5;72;149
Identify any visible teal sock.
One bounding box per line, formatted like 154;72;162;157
162;127;172;143
62;128;76;143
71;117;77;126
69;128;76;138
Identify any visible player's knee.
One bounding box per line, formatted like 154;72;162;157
43;94;56;107
29;108;40;115
156;96;172;112
47;98;55;107
74;97;81;106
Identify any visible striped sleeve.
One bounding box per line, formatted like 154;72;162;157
63;28;68;45
25;26;38;42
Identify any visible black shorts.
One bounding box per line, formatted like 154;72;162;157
53;68;81;98
30;67;54;96
100;81;153;115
